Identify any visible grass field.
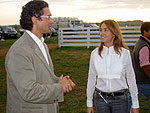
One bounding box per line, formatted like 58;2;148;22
0;38;150;113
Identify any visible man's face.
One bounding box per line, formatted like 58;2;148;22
144;30;150;40
37;7;54;34
147;30;150;40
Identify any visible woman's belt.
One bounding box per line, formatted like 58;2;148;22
95;88;127;97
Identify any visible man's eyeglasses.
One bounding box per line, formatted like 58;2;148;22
40;15;52;20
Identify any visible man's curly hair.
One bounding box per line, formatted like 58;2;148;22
141;22;150;36
20;0;48;31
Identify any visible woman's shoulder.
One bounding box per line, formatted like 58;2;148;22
121;47;130;54
91;47;99;54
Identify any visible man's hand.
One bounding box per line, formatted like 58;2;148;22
58;75;75;93
87;107;94;113
131;108;139;113
64;75;75;89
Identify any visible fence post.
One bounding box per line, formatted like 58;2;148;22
58;28;62;48
87;28;90;49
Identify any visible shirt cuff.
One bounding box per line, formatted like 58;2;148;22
132;100;139;108
87;100;93;107
141;63;150;67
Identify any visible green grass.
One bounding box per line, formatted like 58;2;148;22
0;56;7;113
0;39;16;49
44;36;58;44
0;39;149;113
49;47;92;113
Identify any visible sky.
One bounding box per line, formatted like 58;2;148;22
0;0;150;25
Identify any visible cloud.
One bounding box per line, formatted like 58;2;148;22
47;0;76;6
0;0;17;3
69;0;150;11
1;0;150;9
102;0;150;8
43;0;150;11
0;0;150;25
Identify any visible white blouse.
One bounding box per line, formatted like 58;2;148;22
87;46;139;108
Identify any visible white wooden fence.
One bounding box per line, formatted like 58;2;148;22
58;26;141;48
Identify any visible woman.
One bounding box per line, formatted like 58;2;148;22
86;20;139;113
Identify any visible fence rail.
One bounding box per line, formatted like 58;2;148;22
58;26;140;48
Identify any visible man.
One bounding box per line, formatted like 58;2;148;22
5;1;75;113
128;22;150;113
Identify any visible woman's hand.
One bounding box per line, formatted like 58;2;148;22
87;107;94;113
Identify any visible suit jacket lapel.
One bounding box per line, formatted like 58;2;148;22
43;43;57;80
25;32;54;76
34;48;51;70
34;47;57;81
43;43;54;70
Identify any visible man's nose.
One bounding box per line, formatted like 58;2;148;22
50;18;54;25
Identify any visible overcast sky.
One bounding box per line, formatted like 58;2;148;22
0;0;150;25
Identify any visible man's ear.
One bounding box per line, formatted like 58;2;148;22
32;16;38;25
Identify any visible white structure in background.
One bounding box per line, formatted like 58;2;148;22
89;24;99;28
52;17;84;30
58;26;141;48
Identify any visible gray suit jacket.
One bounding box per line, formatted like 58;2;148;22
5;32;64;113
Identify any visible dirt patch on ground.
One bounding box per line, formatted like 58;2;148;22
0;44;58;56
0;49;9;56
47;44;58;49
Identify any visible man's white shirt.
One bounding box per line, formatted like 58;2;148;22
26;30;49;65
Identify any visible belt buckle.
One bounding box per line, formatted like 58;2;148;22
109;92;114;97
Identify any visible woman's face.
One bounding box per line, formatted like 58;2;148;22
99;23;114;47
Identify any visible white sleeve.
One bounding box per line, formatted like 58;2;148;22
86;51;97;107
125;50;139;108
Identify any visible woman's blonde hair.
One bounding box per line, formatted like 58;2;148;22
98;20;129;57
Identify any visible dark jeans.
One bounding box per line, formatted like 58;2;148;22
95;91;128;113
128;84;150;113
